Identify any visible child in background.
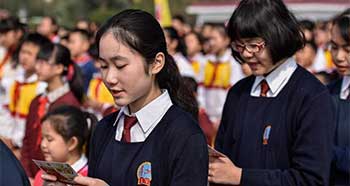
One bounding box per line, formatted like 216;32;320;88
21;43;84;179
295;40;318;71
37;16;60;43
86;44;118;118
200;23;245;125
0;17;26;106
183;76;217;146
68;28;97;93
34;105;97;186
163;26;195;78
184;31;207;81
0;33;49;156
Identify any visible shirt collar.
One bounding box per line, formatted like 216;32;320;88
44;83;70;103
341;76;350;93
113;89;173;133
71;155;87;172
252;57;297;94
16;73;39;83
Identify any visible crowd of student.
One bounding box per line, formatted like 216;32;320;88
0;0;348;185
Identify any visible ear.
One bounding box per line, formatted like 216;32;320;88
67;136;79;152
150;52;165;75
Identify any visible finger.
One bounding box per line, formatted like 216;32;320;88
208;176;215;183
208;169;213;177
74;176;95;185
41;174;58;181
208;162;215;170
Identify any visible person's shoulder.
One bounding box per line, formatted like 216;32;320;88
326;78;342;95
290;67;333;107
162;106;202;135
227;75;254;96
95;110;120;131
0;140;30;186
55;91;81;106
293;66;329;95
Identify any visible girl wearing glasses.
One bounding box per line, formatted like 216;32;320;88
327;12;350;186
209;0;334;185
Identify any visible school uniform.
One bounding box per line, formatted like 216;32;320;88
33;155;88;186
20;83;81;178
88;90;208;186
198;49;245;123
0;140;30;186
215;58;335;185
87;73;116;118
173;52;196;78
73;53;97;93
327;76;350;185
0;74;46;147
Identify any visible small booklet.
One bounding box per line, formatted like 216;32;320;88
32;159;78;184
207;145;225;157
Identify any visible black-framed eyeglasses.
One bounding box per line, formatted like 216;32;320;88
230;41;266;54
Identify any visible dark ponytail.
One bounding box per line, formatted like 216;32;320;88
37;43;84;103
41;105;97;159
95;9;198;119
159;53;198;119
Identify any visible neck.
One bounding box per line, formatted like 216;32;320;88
169;49;176;56
47;76;64;92
188;52;197;59
75;52;86;59
129;83;162;113
216;48;226;57
264;59;286;77
24;71;34;79
66;151;81;166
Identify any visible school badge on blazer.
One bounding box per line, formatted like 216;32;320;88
137;161;152;186
263;125;271;145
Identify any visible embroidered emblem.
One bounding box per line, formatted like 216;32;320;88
263;125;271;145
137;161;152;186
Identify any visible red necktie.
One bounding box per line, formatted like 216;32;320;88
122;115;138;143
260;80;270;97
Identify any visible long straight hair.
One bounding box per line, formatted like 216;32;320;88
95;9;198;119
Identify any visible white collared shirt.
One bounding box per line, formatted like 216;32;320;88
44;83;70;103
251;58;298;97
340;76;350;100
114;90;173;142
71;155;88;172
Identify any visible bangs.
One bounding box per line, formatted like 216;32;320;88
228;3;263;41
37;42;54;61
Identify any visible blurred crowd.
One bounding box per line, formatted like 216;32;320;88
0;7;349;185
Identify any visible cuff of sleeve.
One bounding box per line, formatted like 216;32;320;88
241;169;266;186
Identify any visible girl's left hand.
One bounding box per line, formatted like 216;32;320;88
73;176;108;186
41;174;66;186
42;174;109;186
208;154;242;185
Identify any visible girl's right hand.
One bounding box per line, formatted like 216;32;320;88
73;176;109;186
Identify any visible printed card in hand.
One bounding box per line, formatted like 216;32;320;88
32;159;78;184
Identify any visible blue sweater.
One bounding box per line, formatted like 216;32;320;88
216;66;335;186
0;140;30;186
327;78;350;185
88;105;208;186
